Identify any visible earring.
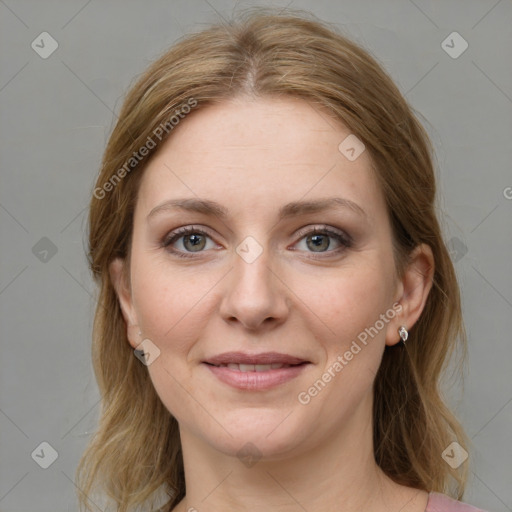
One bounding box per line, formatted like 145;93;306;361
398;326;408;345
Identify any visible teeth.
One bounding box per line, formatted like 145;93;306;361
255;364;272;372
220;363;291;371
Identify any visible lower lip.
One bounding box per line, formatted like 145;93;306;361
204;363;310;390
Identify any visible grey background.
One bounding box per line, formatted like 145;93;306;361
0;0;511;511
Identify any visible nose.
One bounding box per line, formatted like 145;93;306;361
218;247;290;332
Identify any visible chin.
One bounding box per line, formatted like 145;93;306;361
196;408;313;461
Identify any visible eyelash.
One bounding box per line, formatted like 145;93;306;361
161;225;352;259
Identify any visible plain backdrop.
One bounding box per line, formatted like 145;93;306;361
0;1;511;511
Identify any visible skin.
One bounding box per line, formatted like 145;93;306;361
110;96;434;512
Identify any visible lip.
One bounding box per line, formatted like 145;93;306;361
204;351;309;366
202;352;311;391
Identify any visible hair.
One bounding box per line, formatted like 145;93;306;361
78;8;470;512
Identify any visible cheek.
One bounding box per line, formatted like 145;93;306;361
131;259;217;422
298;258;393;344
131;255;216;354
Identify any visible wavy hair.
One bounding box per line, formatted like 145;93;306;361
78;8;470;511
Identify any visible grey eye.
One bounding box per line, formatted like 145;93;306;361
306;233;331;252
182;233;207;252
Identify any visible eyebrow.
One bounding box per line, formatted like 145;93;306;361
147;197;368;222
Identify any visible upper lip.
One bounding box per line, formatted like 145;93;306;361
204;351;310;366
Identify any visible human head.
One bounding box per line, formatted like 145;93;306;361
79;9;468;511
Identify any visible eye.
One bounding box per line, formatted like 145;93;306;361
162;226;218;257
293;226;352;254
161;225;352;259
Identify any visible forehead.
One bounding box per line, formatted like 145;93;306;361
136;96;385;223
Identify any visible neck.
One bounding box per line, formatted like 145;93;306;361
172;392;426;512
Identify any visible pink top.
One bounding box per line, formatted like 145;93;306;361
426;492;489;511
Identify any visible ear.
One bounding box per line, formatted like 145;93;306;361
109;257;140;349
385;243;435;347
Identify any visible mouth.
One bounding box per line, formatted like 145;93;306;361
202;352;311;390
205;362;306;372
203;351;310;366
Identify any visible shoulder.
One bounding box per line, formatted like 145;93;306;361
425;492;490;512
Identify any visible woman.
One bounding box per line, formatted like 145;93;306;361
78;10;488;512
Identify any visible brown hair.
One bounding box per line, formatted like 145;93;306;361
78;8;469;511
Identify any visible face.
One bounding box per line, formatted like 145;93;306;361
112;96;410;460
